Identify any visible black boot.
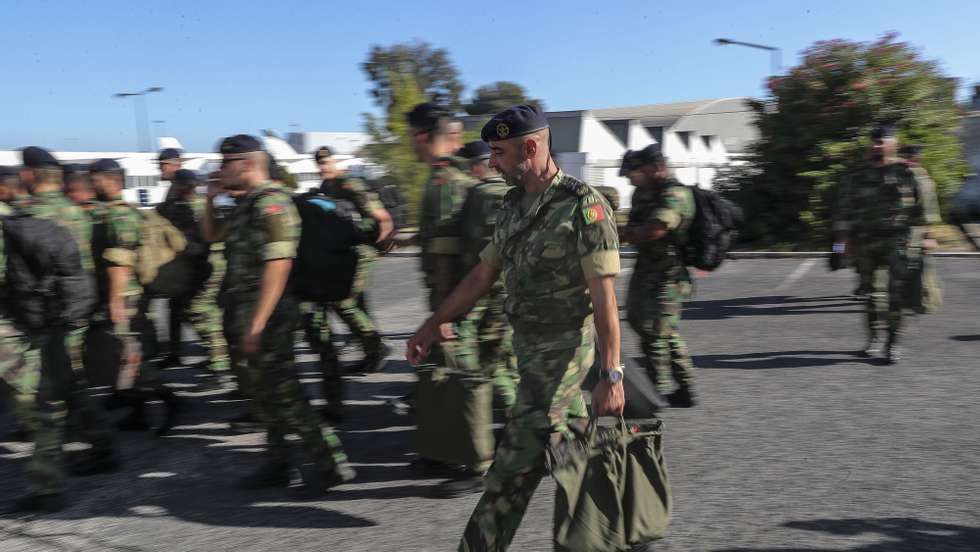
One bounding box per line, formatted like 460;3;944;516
69;446;121;476
885;333;902;365
289;462;356;499
431;471;485;499
667;386;696;408
117;393;150;432
863;331;885;357
3;493;64;515
155;388;182;438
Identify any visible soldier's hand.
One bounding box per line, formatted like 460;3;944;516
592;380;625;416
241;328;262;358
922;238;939;251
406;319;443;365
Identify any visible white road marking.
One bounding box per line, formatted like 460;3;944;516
775;259;818;291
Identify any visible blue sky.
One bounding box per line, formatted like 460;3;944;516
2;0;977;152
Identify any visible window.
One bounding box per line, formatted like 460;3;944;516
676;131;692;150
645;126;664;145
601;120;630;146
701;135;715;149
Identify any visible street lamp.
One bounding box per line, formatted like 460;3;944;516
714;38;782;74
113;87;164;152
152;120;168;139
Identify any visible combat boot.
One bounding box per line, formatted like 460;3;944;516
69;446;121;476
155;388;182;438
431;471;485;499
3;493;64;515
351;342;391;374
159;354;182;369
667;386;696;408
237;460;291;490
885;334;902;365
117;394;150;432
863;332;885;358
289;462;356;499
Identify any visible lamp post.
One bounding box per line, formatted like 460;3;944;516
152;120;168;139
714;38;782;74
113;87;164;152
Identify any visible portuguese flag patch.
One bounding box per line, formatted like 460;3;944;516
582;203;606;225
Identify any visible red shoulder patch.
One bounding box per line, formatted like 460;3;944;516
582;203;606;225
264;203;284;215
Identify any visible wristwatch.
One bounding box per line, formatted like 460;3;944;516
600;364;625;384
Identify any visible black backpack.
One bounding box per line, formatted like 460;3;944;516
3;213;96;329
368;178;407;230
289;191;366;302
680;186;743;271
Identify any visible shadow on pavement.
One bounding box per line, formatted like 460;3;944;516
949;334;980;342
683;295;863;321
694;350;874;370
713;517;980;552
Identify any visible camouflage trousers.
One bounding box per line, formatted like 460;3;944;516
329;245;382;360
478;285;518;412
459;318;593;551
300;303;344;413
627;274;694;390
854;242;906;335
227;300;348;471
169;256;229;373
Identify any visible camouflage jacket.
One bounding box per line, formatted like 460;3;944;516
19;191;95;273
834;163;936;247
320;176;383;242
221;183;299;309
627;178;694;277
460;176;510;273
93;198;143;302
480;171;620;328
418;157;474;265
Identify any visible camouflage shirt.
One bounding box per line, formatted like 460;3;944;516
627;178;695;276
460;176;510;273
320;176;383;218
221;182;299;307
20;190;95;273
480;171;620;328
418;157;475;262
834;163;934;245
93;197;143;301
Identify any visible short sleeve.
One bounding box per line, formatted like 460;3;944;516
576;193;620;280
345;178;384;215
103;208;140;267
479;242;501;270
255;193;299;261
651;188;688;230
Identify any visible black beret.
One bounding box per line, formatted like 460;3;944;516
406;102;449;132
0;166;18;179
89;158;123;174
158;148;182;161
218;134;264;155
314;146;334;161
481;104;549;142
21;146;60;169
172;169;199;187
899;144;921;158
62;163;89;178
458;141;491;161
619;150;639;176
870;125;897;140
621;144;665;175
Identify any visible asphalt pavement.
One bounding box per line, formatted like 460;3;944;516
1;257;979;551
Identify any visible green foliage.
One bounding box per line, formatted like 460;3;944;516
362;41;464;112
463;81;545;116
362;71;429;225
717;33;969;247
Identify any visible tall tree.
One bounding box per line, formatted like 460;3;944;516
362;72;429;224
362;41;464;112
463;81;545;115
716;33;969;246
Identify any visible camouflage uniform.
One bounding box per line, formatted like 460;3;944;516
460;175;518;411
459;171;620;551
220;182;349;474
417;157;492;471
302;176;385;416
17;193;115;489
156;194;228;373
625;179;696;390
0;204;62;497
835;163;937;340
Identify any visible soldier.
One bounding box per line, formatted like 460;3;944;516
62;164;98;210
0;166;17;205
834;126;940;364
457;141;519;412
200;135;354;495
407;105;628;551
155;169;229;382
16;149;120;468
407;103;491;498
89;158;181;436
302;146;393;422
158;148;182;192
619;144;698;407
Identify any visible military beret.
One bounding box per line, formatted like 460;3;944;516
21;146;60;169
635;143;665;166
458;141;491;161
218;134;264;155
314;146;334;162
406;102;450;132
870;125;897;140
619;150;639;176
481;104;549;142
62;163;89;178
89;158;123;174
899;144;921;158
172;169;199;187
158;148;182;161
0;166;18;179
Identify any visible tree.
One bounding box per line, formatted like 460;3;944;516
716;33;969;247
362;41;464;112
362;71;429;225
463;81;545;115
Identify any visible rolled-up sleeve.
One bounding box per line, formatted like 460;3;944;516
479;242;501;270
256;195;299;261
576;194;621;280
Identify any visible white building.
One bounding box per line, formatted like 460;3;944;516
466;97;758;209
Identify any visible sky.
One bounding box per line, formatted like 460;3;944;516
1;0;978;152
